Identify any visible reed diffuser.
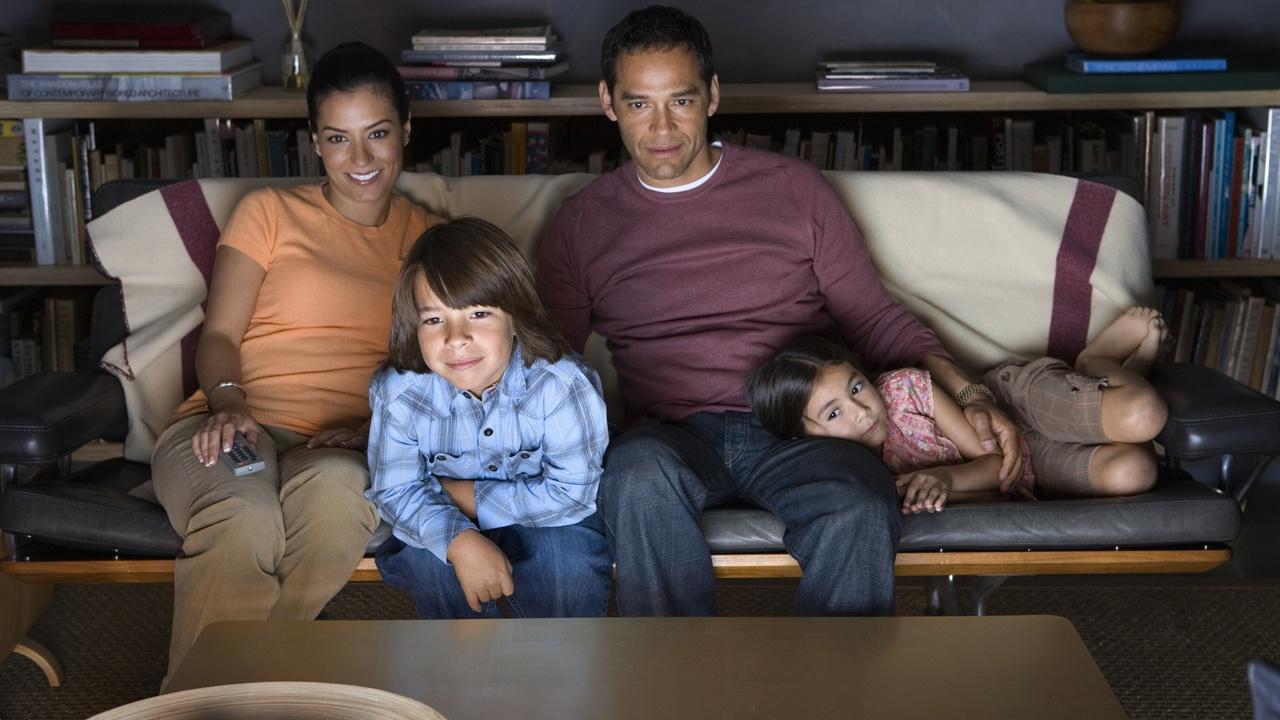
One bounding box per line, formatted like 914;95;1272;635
281;0;311;89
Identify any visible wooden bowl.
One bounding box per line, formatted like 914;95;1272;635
88;682;448;720
1064;0;1180;57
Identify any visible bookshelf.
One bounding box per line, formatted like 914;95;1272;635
2;82;1280;119
2;84;1278;290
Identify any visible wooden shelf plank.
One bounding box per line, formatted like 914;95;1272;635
0;82;1276;119
0;265;111;286
1153;259;1280;278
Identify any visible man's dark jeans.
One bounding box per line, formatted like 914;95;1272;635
600;411;901;616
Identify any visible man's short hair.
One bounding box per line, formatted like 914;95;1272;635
600;5;715;94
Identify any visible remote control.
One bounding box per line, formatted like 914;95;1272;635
221;431;266;477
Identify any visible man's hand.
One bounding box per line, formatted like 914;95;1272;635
896;471;952;514
446;529;514;613
961;399;1025;492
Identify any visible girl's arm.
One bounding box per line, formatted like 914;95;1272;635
922;381;1005;494
922;353;1025;488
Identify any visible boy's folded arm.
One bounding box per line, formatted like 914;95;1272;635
369;480;478;564
473;373;610;530
366;387;477;563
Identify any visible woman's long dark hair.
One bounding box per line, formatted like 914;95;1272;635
306;41;410;129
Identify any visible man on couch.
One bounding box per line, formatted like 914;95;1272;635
536;5;1024;615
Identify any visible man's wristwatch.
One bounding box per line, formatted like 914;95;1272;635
955;382;996;407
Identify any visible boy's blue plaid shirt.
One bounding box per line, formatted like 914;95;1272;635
366;344;608;563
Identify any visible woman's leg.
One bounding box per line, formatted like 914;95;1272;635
269;429;380;621
151;413;285;686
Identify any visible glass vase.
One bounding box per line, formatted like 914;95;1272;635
281;32;311;90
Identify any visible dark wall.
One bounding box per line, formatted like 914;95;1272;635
3;0;1278;86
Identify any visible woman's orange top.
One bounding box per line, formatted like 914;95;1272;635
173;184;441;436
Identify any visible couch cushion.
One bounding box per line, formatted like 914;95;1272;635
0;459;178;556
3;464;1237;560
827;172;1152;372
701;470;1240;553
0;459;394;558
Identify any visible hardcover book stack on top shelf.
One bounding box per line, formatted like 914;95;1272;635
397;25;564;101
815;61;970;93
6;6;262;102
1025;51;1280;94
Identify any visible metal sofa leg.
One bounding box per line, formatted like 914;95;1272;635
925;574;1009;616
926;575;965;615
968;575;1009;616
13;637;63;687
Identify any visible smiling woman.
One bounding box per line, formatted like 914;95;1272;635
147;41;443;688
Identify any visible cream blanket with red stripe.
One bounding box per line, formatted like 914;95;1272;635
89;171;1150;462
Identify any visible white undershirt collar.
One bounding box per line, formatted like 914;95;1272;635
637;141;724;194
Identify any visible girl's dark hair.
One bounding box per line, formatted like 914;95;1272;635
306;41;410;129
601;5;714;93
385;217;571;374
745;335;857;439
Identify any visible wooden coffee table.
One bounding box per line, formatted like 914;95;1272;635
166;616;1124;719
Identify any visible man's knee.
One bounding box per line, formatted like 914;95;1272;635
601;430;693;507
799;439;900;535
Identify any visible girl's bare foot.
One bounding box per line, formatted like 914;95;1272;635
1077;307;1155;372
1124;312;1168;375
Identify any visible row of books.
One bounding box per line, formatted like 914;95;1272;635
1146;111;1280;261
711;108;1280;261
0;126;30;238
713;112;1151;177
6;7;262;102
0;286;92;387
417;122;559;177
399;25;562;102
18;117;328;266
1160;281;1280;400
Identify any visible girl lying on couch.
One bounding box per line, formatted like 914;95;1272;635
745;308;1170;513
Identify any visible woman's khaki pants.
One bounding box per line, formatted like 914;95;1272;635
151;414;378;688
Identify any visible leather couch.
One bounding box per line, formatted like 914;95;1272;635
2;172;1276;581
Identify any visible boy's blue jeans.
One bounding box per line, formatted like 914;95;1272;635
376;512;612;618
601;411;901;617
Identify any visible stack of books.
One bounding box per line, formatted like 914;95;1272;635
816;61;970;93
0;120;32;262
6;7;261;102
1025;54;1280;94
1064;51;1228;75
398;25;564;100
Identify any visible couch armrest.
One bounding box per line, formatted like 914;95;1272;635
1151;362;1280;461
0;372;126;464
